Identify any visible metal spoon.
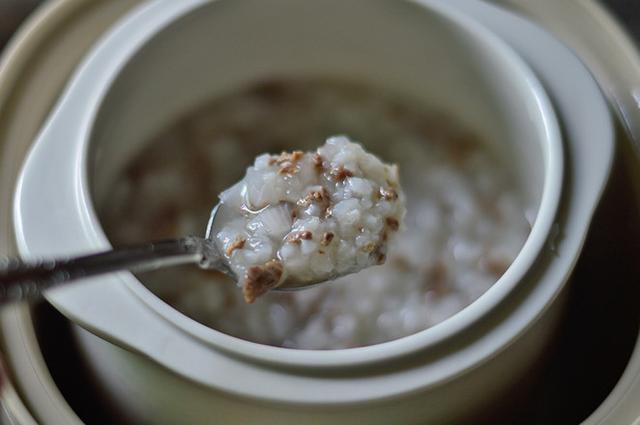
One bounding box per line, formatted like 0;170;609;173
0;203;254;304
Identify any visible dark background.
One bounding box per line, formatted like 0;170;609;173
3;0;636;48
0;1;639;424
607;0;640;40
2;0;638;61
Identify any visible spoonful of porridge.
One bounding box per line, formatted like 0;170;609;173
0;136;405;304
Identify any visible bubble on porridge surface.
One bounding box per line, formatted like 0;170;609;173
100;78;531;350
215;136;406;303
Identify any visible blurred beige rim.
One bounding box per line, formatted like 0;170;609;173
0;2;143;424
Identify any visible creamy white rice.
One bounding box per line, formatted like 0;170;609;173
216;136;405;302
100;78;531;349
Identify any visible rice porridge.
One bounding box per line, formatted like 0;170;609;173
216;136;406;303
100;78;531;349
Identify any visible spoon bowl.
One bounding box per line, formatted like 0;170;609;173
206;201;345;291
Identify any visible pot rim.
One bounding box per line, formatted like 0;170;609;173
75;0;563;368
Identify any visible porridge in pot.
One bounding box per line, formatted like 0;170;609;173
100;78;531;349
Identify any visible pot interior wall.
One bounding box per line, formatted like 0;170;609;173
87;0;546;213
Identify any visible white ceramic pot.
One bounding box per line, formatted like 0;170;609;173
11;0;612;424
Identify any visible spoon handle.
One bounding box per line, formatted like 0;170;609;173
0;237;206;304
